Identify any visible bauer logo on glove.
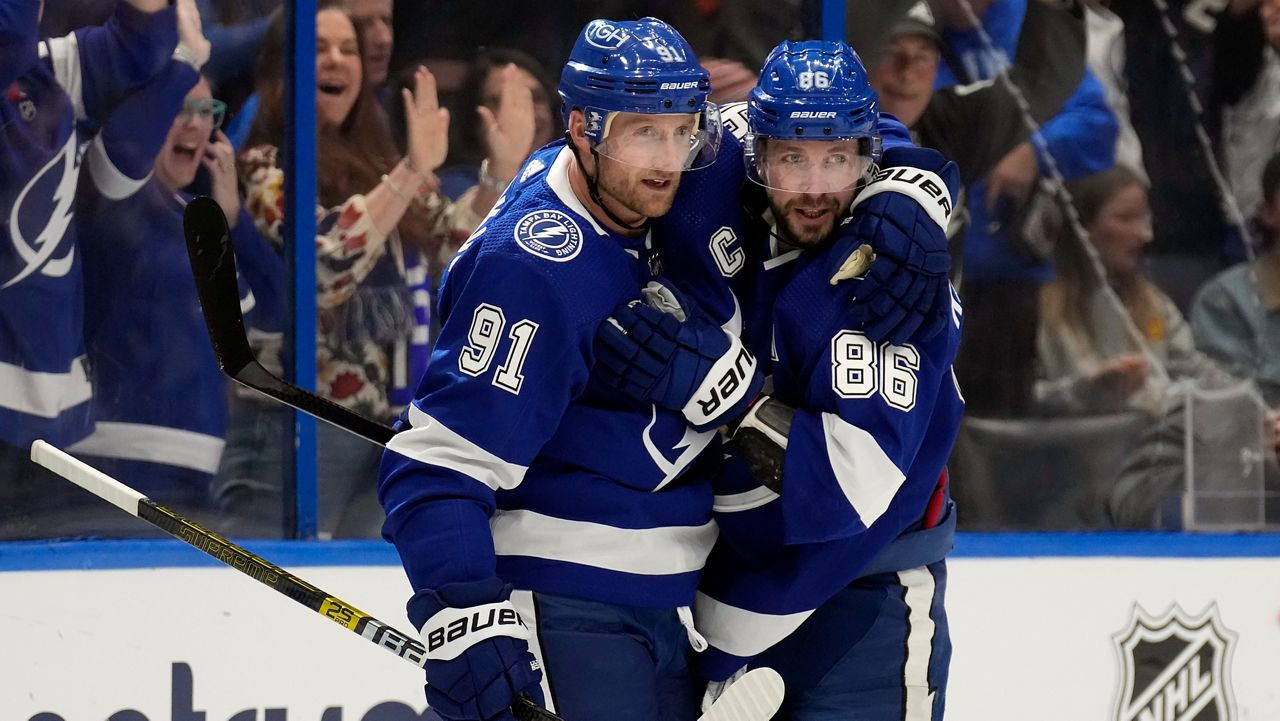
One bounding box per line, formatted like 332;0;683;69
423;601;531;661
594;279;764;430
686;339;757;424
859;165;954;230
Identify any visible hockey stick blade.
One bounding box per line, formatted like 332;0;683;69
182;196;393;445
182;195;257;377
28;441;562;721
698;668;784;721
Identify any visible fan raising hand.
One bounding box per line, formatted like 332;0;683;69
402;65;450;175
175;0;211;69
477;63;537;185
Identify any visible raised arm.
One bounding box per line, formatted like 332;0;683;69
43;0;178;125
0;0;40;88
919;0;1088;184
1031;69;1118;180
88;0;209;199
83;60;198;202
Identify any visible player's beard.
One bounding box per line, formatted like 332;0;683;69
770;192;853;248
595;158;682;222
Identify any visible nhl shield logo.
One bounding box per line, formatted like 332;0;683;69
1112;604;1237;721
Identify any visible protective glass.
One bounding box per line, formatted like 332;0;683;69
178;98;228;130
593;104;722;172
746;135;879;194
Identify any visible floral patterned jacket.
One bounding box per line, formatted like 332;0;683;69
239;144;476;420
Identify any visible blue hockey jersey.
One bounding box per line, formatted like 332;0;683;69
0;0;176;448
379;141;725;609
693;256;965;680
650;104;966;680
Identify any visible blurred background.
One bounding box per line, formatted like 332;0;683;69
3;0;1279;544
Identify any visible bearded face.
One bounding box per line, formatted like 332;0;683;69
757;138;866;247
589;112;700;223
767;187;856;248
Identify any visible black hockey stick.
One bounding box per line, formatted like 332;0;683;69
182;196;394;445
28;440;561;721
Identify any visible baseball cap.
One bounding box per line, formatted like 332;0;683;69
890;1;941;44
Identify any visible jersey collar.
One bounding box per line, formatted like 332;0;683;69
546;146;609;237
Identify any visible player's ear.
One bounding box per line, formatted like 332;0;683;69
566;109;590;151
566;109;598;172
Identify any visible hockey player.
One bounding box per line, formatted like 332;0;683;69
377;18;762;721
1;0;180;535
593;41;965;719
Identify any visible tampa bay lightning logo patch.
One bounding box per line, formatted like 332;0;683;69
514;210;584;262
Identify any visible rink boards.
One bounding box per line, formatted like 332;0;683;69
3;533;1278;720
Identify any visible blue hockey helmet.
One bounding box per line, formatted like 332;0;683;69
559;18;721;171
745;40;882;193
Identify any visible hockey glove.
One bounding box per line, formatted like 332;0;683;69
594;283;763;431
726;395;796;492
828;146;959;346
408;577;545;721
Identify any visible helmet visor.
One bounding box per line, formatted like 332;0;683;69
746;135;879;194
593;104;722;172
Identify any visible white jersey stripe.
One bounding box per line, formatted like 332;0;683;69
900;566;938;720
694;591;813;659
822;412;907;527
39;34;85;120
68;422;226;474
86;135;150;201
0;356;92;419
712;485;779;513
492;510;717;577
389;404;528;491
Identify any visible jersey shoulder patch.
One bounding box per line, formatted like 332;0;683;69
513;208;584;262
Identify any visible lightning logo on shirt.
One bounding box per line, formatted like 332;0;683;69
4;132;78;289
643;405;716;490
514;209;584;263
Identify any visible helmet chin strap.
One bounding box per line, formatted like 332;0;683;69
567;133;650;233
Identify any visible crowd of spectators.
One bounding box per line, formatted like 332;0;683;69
3;0;1279;539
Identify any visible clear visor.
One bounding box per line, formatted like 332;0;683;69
593;104;722;173
746;135;878;194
